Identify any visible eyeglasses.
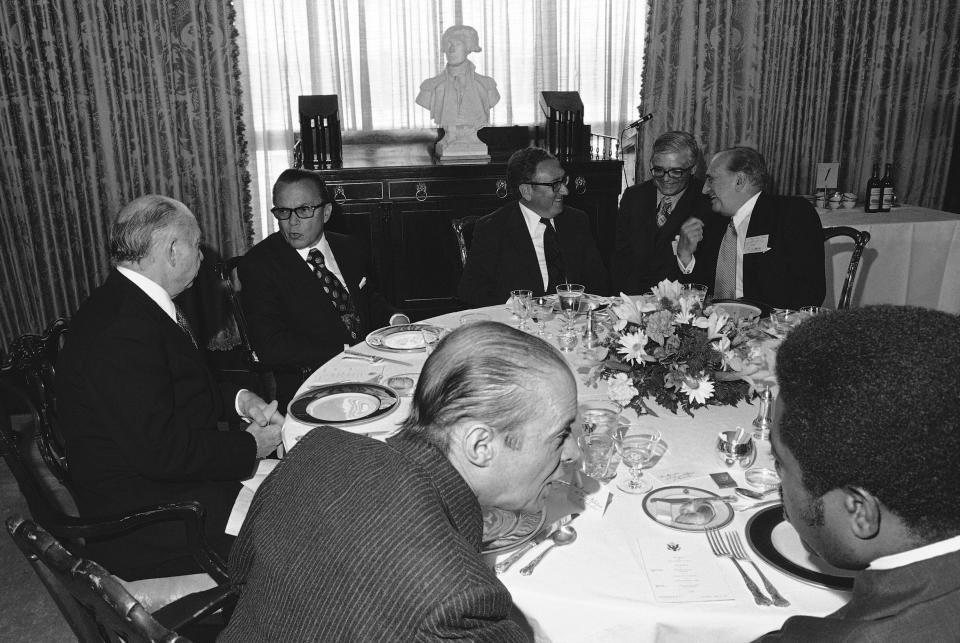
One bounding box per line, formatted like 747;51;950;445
270;203;326;220
650;165;695;179
525;175;569;193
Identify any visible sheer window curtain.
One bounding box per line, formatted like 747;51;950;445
235;0;646;240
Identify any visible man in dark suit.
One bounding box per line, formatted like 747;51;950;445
614;131;716;294
458;147;609;306
239;169;407;406
680;147;825;310
755;306;960;641
56;195;282;580
222;322;580;641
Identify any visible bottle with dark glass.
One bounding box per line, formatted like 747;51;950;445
880;163;895;212
865;163;882;213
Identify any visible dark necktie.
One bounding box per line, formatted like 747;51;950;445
307;248;361;341
656;196;672;228
714;220;738;299
540;217;564;295
174;304;198;348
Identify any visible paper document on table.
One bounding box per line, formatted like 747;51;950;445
316;363;384;384
639;544;734;602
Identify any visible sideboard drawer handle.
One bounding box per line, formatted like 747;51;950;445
574;176;586;195
496;179;508;199
333;185;346;205
415;182;428;202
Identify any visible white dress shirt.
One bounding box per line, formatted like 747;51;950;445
869;533;960;571
678;191;762;299
519;202;553;291
116;265;177;323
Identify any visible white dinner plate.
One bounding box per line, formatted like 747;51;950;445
746;505;856;590
481;507;547;554
642;486;735;532
365;324;445;352
289;382;399;426
710;300;762;322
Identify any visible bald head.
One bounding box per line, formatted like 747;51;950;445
110;195;202;297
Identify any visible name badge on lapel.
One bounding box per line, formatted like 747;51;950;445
743;235;770;254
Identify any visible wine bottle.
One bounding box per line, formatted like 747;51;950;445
880;163;895;212
865;163;881;213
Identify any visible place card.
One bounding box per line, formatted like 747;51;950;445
560;479;612;521
651;467;700;485
639;542;734;603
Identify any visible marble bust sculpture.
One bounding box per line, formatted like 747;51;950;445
416;25;500;161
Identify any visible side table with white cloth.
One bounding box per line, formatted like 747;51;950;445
820;205;960;312
230;304;850;643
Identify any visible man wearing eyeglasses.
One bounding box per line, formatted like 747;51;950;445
458;147;609;306
613;131;716;294
239;169;407;407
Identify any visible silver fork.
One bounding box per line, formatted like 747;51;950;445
726;532;790;607
705;528;771;606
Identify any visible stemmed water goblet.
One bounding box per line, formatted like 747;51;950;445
531;296;555;337
616;430;662;494
556;283;585;331
510;289;533;331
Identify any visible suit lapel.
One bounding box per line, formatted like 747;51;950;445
506;203;544;285
742;194;773;295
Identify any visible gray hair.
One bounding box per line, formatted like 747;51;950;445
651;131;701;165
717;146;769;191
442;25;481;53
109;195;191;264
399;321;570;453
506;147;556;194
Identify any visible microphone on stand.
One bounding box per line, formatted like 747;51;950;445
627;112;654;129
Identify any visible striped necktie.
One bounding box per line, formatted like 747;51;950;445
656;196;672;228
713;220;738;299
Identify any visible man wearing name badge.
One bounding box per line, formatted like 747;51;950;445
56;194;282;580
754;305;960;641
239;169;408;407
222;322;580;641
679;146;825;310
613;131;716;295
457;147;609;307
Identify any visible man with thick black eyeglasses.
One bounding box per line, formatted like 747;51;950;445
613;130;717;294
458;147;609;306
239;169;407;408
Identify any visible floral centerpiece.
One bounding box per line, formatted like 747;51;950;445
587;280;778;416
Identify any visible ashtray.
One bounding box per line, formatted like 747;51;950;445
746;467;781;490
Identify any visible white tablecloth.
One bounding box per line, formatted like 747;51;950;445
257;305;851;642
820;205;960;312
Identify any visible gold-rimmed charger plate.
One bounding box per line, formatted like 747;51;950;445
480;507;547;554
289;383;399;426
365;324;445;353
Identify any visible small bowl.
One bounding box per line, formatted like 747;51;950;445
746;467;781;490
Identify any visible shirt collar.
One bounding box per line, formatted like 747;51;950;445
295;234;331;262
657;187;686;206
868;533;960;571
519;201;552;237
731;191;762;231
116;265;177;322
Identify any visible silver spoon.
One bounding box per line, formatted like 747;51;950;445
735;487;779;501
519;525;578;575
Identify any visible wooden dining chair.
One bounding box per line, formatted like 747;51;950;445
823;226;871;309
6;515;237;643
451;215;480;268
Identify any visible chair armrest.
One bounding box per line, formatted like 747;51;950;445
152;583;239;632
53;501;229;583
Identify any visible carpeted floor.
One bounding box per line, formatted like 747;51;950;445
0;454;75;641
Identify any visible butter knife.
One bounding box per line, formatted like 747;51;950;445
342;349;411;367
494;513;579;574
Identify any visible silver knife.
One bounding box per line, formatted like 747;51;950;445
342;349;411;366
494;513;579;574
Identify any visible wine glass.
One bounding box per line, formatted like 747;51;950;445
556;283;585;331
510;289;533;331
530;296;555;336
616;430;661;494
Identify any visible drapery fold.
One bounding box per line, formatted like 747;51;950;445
0;1;251;350
640;0;960;208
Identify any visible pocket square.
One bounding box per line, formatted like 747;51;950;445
359;277;367;289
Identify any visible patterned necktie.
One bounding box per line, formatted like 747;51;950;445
540;217;565;295
174;304;198;349
307;248;361;341
656;196;672;228
714;220;738;299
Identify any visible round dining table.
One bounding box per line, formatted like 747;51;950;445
266;304;851;642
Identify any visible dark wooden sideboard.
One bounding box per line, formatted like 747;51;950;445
316;129;624;320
